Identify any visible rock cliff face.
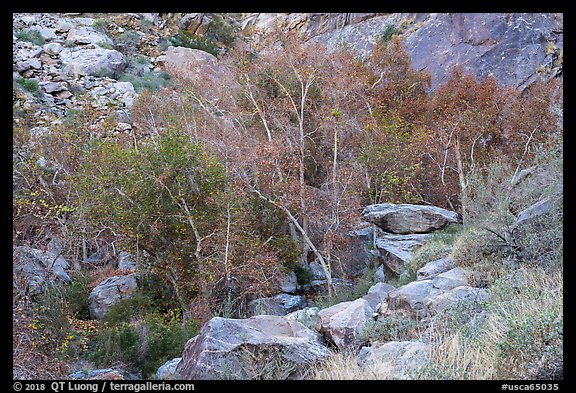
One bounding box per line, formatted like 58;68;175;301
245;12;563;90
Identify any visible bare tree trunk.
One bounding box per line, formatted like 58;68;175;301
251;188;333;297
454;137;468;224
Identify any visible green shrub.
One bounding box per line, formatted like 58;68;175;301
496;309;563;379
15;29;46;45
63;272;92;320
167;31;219;56
13;76;42;97
91;312;199;378
117;71;171;92
379;24;399;43
101;293;157;326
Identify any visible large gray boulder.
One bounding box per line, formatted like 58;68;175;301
88;273;138;320
416;257;456;281
164;46;224;82
13;246;71;294
66;26;114;46
514;192;563;228
357;341;430;379
59;46;126;78
177;315;331;379
316;298;374;350
375;233;433;275
379;280;441;320
425;286;489;316
156;358;182;380
362;282;396;312
362;203;458;234
431;267;469;291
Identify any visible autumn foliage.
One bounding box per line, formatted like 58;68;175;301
14;32;561;330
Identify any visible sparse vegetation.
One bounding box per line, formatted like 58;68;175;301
15;29;45;45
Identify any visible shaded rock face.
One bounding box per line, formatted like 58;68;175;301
13;246;71;294
308;13;563;91
88;273;138;320
375;233;433;275
248;294;307;316
403;13;563;90
362;203;458;234
177;315;331;380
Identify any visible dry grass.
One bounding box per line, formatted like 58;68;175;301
416;266;563;380
308;350;397;380
307;266;562;380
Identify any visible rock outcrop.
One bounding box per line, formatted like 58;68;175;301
315;298;374;350
88;273;139;320
177;315;331;379
357;341;430;379
375;233;433;275
278;13;563;91
13;246;72;294
156;358;182;380
362;203;458;234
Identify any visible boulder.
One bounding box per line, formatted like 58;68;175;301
431;267;469;291
375;233;433;275
69;368;125;380
66;26;114;46
374;264;386;282
416;257;456;281
88;273;138;320
515;193;563;227
43;42;63;55
156;358;182;380
347;224;381;276
280;271;299;294
309;260;327;280
362;203;458;234
357;341;430;379
316;298;373;350
13;246;71;294
117;251;137;271
425;286;489;316
248;294;307;316
59;46;126;78
362;282;396;312
163;46;224;82
379;279;440;320
177;315;331;379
